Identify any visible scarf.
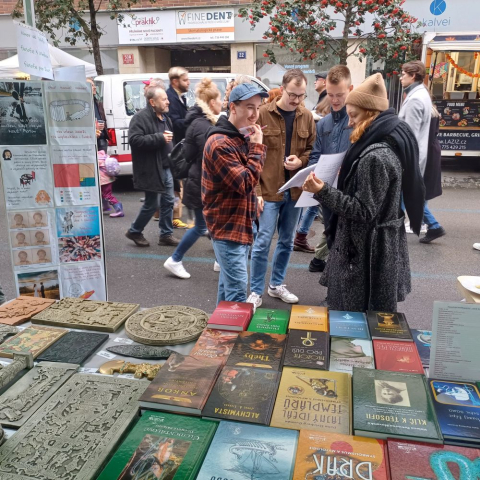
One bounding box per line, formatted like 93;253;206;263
326;108;425;247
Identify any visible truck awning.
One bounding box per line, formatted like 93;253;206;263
428;34;480;51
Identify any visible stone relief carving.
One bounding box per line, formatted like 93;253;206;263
0;374;148;480
31;297;139;332
0;353;34;390
98;360;161;380
106;344;175;360
0;325;18;344
0;297;56;326
125;305;208;345
0;361;78;428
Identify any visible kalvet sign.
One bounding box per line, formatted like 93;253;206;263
117;11;176;45
176;8;235;43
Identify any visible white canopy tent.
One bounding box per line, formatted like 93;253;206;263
0;44;97;78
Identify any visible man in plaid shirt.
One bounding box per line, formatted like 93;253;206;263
202;83;268;304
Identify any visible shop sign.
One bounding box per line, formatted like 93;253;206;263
122;53;134;65
117;11;176;45
176;8;235;43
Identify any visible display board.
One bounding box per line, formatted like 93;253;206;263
0;80;107;301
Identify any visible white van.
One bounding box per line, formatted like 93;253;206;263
94;73;269;175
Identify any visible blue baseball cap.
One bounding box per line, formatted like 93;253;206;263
229;83;269;103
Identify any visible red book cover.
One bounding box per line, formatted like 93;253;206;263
207;301;253;331
387;439;480;480
373;340;424;374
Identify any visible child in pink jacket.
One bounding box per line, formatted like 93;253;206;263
98;150;123;217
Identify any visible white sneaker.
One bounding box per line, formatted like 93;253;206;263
213;261;221;272
246;292;263;311
268;285;299;304
473;243;480;251
405;223;427;234
163;256;191;279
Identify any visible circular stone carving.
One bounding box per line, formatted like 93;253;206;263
125;305;209;345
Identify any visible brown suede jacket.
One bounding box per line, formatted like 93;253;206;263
256;99;316;201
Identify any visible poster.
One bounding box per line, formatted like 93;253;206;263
0;145;53;209
51;145;99;205
16;23;53;80
15;268;61;300
60;261;106;300
56;206;102;263
0;81;46;145
44;82;95;145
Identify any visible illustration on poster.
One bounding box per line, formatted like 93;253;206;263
2;150;12;160
35;190;51;205
20;171;35;187
61;211;74;234
49;100;90;122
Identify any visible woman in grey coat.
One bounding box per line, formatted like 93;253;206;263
303;73;425;312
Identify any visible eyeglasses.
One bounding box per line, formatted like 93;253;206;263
284;89;308;101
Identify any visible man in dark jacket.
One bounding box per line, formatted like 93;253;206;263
314;71;328;109
125;86;180;247
166;66;190;141
203;83;268;304
87;78;108;152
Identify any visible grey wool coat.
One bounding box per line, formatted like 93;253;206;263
314;141;411;312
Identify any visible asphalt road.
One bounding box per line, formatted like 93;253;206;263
0;176;479;330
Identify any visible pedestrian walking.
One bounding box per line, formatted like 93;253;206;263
87;78;108;153
399;60;446;243
40;282;45;298
247;69;316;309
302;73;425;312
294;66;353;263
98;150;124;218
202;83;268;303
164;78;222;279
125;86;179;247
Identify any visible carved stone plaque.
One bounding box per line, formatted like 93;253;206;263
98;360;161;380
0;297;56;326
0;326;67;359
125;305;209;345
106;344;175;360
0;374;148;480
31;297;139;332
0;325;18;344
0;361;78;428
0;353;34;390
36;331;109;364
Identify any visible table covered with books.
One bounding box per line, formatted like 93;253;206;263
0;296;478;480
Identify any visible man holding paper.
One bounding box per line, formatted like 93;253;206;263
247;69;316;308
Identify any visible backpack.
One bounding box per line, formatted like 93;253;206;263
169;139;193;179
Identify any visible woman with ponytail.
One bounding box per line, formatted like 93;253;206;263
164;78;222;279
302;73;425;312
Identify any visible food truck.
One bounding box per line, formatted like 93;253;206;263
423;32;480;157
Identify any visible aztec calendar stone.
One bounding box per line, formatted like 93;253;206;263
125;305;208;345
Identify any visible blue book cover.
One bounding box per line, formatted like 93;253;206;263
196;421;298;480
411;329;431;366
329;311;370;339
429;379;480;444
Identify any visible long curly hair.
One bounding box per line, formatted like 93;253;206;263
350;109;380;143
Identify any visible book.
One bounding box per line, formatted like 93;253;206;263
139;353;221;415
429;302;480;382
207;301;253;331
293;430;389;480
97;411;217;480
353;368;442;443
196;421;298;480
202;366;280;425
329;310;370;339
429;378;480;447
289;305;328;332
387;439;480;480
225;331;287;370
373;340;424;374
270;367;351;434
247;308;290;334
366;310;412;341
189;328;238;365
283;329;330;370
411;329;432;367
329;337;375;374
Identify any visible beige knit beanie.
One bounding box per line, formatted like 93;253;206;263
346;73;389;112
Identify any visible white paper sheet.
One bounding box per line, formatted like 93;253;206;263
277;164;316;193
295;191;319;208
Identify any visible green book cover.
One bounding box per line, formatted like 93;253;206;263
353;367;442;443
97;411;217;480
247;308;290;334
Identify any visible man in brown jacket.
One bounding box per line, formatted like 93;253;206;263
247;69;316;308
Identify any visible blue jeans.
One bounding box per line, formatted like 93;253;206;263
129;168;174;237
172;208;207;262
250;190;301;295
423;202;440;230
212;239;249;304
297;205;319;234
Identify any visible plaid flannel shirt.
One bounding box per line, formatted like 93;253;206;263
202;134;266;245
